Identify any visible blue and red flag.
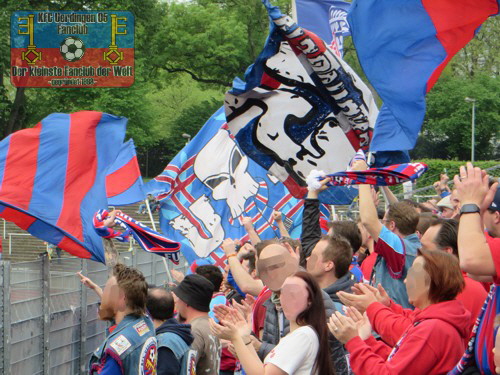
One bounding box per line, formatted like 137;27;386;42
106;139;145;206
348;0;500;153
145;107;330;266
0;111;128;263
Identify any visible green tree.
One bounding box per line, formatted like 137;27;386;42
450;16;500;78
411;74;500;161
137;98;222;177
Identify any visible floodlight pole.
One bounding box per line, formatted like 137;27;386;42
465;97;476;163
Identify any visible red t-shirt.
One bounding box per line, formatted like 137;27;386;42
360;252;377;281
456;273;488;336
488;234;500;284
252;287;272;336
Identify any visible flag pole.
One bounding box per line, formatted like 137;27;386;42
291;0;298;21
145;198;173;284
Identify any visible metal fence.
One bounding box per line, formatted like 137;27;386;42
0;250;188;375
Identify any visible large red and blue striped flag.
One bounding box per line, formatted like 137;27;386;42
348;0;499;153
0;111;130;263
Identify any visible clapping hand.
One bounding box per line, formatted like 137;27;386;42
337;283;379;314
352;283;391;307
328;311;359;344
345;307;372;341
210;307;251;341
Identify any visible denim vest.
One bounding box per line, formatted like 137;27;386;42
157;332;197;375
372;233;420;309
89;315;157;375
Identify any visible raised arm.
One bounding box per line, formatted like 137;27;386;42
455;163;498;276
352;161;383;242
380;186;398;206
77;271;103;299
272;211;290;238
300;177;330;265
242;217;261;246
222;239;264;297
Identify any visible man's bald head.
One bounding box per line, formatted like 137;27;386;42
147;287;174;321
257;244;299;291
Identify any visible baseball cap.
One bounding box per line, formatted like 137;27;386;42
489;187;500;212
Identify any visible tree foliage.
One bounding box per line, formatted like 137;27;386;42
411;74;500;161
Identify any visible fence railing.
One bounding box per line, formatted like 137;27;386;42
0;249;187;375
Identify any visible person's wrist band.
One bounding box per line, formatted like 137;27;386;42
244;339;252;345
460;203;481;216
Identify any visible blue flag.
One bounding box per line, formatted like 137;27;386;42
296;0;351;56
349;0;499;153
146;108;327;266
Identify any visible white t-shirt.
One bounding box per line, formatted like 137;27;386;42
264;326;319;375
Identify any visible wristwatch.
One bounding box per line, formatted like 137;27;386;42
460;204;480;216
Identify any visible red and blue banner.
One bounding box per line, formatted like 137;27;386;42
348;0;499;153
11;11;134;87
0;111;131;263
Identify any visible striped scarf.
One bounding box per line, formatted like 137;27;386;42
448;284;495;374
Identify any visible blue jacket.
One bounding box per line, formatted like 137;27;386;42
89;314;157;375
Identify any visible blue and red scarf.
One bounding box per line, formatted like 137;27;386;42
93;209;181;264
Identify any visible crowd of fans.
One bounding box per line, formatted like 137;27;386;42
82;162;500;375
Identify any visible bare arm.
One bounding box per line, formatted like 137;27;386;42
454;163;498;276
222;239;263;296
228;257;264;296
359;184;383;243
272;211;290;238
242;217;261;246
467;274;494;283
352;161;383;242
380;186;398;206
77;272;103;299
458;212;495;275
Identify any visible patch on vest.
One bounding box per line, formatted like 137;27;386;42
138;336;157;375
110;335;132;356
134;320;150;336
186;349;197;375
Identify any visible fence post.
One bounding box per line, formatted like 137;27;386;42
42;255;50;375
132;247;137;268
79;259;88;374
1;261;11;375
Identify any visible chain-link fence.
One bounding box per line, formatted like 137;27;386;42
0;250;187;375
